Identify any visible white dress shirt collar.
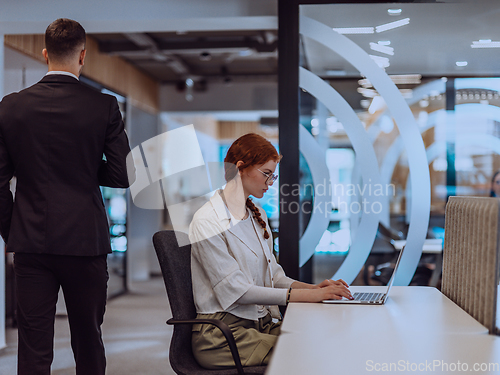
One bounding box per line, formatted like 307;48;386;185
45;71;79;81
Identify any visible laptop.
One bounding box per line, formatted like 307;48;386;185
322;245;405;305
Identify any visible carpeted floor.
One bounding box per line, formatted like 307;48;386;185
0;277;176;375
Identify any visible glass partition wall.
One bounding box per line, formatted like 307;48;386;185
278;0;500;287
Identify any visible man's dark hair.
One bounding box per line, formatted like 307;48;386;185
45;18;86;62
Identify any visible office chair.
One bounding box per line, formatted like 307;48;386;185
152;230;267;375
442;196;499;334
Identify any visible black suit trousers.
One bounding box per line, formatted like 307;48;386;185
14;253;108;375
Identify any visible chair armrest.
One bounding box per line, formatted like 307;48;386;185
167;318;245;375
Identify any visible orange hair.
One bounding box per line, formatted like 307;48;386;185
224;133;280;239
224;133;281;182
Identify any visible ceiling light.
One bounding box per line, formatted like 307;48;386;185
388;74;422;85
358;78;372;88
152;53;168;62
359;75;420;87
185;78;194;102
360;99;371;109
357;87;378;98
376;18;410;33
325;69;347;77
456;61;468;67
419;99;429;108
368;96;385;114
370;42;394;55
124;32;156;48
369;55;390;68
471;40;500;48
418;111;428;127
387;9;402;16
332;27;374;34
379;115;394;133
433;158;448;172
168;60;189;74
378;41;391;46
238;49;253;57
399;89;413;99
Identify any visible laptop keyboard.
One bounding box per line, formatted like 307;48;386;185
353;292;384;302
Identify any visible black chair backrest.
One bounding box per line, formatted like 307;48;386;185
153;230;202;374
153;230;267;375
153;230;196;321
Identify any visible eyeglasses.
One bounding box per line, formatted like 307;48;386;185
257;168;278;185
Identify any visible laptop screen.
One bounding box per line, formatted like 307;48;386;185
383;245;405;297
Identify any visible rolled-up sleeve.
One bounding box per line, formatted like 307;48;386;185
236;285;288;306
190;218;253;311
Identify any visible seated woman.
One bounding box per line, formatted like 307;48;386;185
189;133;352;369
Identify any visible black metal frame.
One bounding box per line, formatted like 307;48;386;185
445;78;456;193
278;0;300;280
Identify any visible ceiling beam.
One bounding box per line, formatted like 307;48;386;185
98;36;277;54
157;39;278;53
122;32;191;76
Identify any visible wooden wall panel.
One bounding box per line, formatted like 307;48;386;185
5;34;158;113
5;34;45;63
218;121;278;141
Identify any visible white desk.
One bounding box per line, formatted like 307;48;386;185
281;286;488;335
267;330;500;375
267;286;499;375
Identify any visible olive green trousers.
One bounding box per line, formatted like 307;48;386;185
192;312;281;369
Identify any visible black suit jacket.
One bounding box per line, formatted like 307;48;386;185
0;74;132;256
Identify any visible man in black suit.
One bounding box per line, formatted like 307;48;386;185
0;19;132;374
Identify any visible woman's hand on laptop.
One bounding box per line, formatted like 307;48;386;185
316;278;349;289
289;284;353;303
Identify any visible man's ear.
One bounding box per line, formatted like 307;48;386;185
236;161;244;170
42;49;49;65
79;49;86;66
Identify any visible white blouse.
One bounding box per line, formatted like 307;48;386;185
189;190;294;321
